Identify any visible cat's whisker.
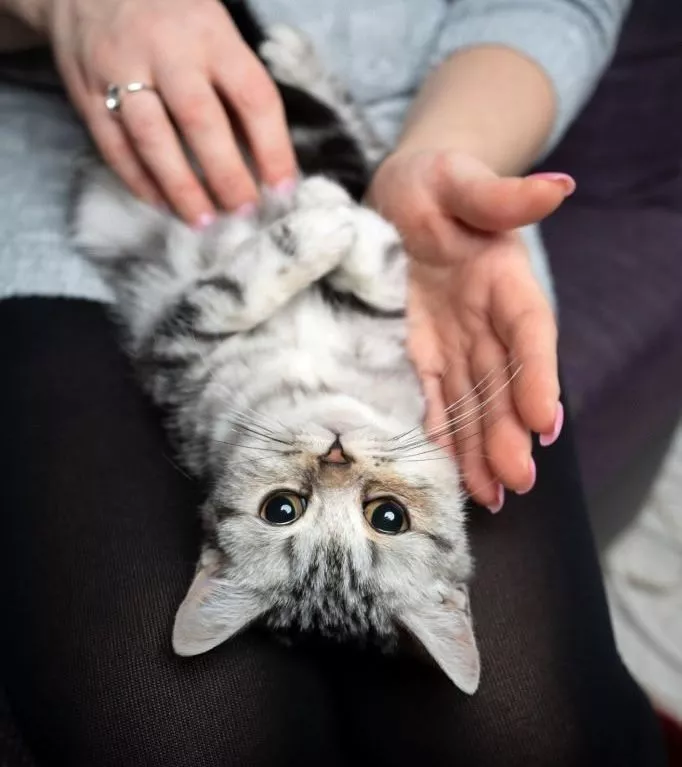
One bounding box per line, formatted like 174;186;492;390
235;405;288;434
398;455;453;463
391;361;522;449
424;402;507;446
216;441;296;454
462;473;504;501
238;406;291;435
162;452;193;480
229;407;278;432
392;444;450;459
414;366;521;444
222;404;294;444
232;414;275;433
389;364;508;444
394;398;508;453
441;359;521;417
432;363;521;429
233;422;294;447
438;404;520;453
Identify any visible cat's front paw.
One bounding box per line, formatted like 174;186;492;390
294;176;352;209
260;24;324;91
327;208;407;312
281;205;356;273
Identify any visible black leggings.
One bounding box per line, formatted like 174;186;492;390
0;298;665;767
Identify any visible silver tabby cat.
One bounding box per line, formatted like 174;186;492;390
71;22;480;694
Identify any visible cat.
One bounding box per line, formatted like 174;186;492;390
70;5;480;695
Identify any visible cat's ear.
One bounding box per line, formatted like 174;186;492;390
400;586;480;695
70;158;168;260
172;552;265;656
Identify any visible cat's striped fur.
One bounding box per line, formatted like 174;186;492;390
71;4;480;694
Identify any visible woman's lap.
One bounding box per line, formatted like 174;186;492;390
0;297;664;767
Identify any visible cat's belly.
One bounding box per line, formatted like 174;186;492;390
199;293;422;424
265;296;423;420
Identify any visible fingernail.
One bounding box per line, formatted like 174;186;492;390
486;484;505;514
540;402;564;447
234;202;257;218
270;177;297;195
193;212;216;230
528;172;576;196
517;458;536;495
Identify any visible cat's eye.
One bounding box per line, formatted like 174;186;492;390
363;498;409;535
260;492;307;526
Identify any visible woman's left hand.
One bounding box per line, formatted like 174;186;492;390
367;149;574;512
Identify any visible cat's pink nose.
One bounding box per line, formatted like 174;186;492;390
320;437;351;465
323;446;348;464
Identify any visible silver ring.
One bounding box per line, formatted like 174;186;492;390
105;82;155;114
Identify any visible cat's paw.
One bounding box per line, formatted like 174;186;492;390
294;176;351;210
258;177;350;227
260;24;325;92
282;205;356;271
327;208;407;312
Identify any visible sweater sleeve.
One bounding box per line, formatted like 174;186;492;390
428;0;631;154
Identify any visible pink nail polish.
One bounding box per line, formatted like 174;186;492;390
234;202;257;218
540;402;564;447
517;458;537;495
193;212;216;230
487;484;505;514
528;172;576;196
271;177;297;195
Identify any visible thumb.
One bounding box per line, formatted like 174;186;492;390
436;154;575;232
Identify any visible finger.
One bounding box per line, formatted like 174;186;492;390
491;268;560;435
213;43;297;186
157;69;259;211
119;90;216;226
421;373;454;454
437;154;575;232
469;338;533;493
88;112;165;206
60;66;164;206
441;360;501;510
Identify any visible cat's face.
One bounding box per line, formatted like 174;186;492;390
173;394;480;694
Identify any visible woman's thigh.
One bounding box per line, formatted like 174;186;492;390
324;395;665;766
0;298;344;767
0;297;665;767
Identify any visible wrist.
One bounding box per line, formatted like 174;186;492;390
393;127;497;173
395;46;555;177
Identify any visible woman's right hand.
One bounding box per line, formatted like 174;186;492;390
40;0;296;225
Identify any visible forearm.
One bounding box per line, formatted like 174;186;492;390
397;45;556;177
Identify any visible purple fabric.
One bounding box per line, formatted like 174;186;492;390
538;0;682;498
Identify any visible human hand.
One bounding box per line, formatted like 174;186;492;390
46;0;296;225
367;150;573;511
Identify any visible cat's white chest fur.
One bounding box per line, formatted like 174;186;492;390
286;297;348;385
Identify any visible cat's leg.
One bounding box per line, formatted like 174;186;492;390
73;166;357;345
324;207;407;317
260;24;386;166
160;177;357;339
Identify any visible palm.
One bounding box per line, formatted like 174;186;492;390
409;228;554;507
368;150;570;509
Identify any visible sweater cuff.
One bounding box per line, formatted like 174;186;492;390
428;6;624;156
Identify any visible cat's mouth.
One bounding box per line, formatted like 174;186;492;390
319;436;352;466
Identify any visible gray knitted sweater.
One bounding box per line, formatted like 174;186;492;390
0;0;630;300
